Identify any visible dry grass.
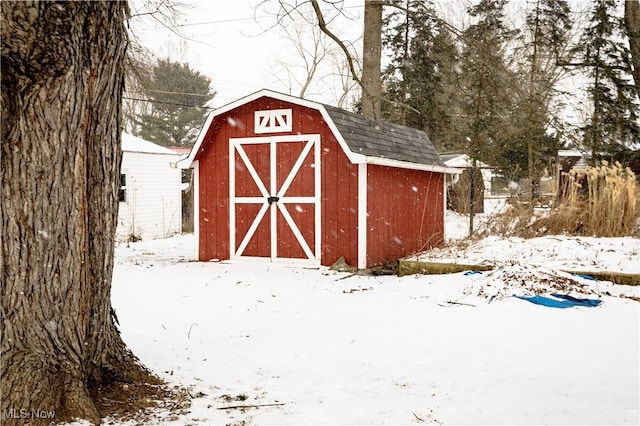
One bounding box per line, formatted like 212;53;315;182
583;161;637;236
486;162;640;238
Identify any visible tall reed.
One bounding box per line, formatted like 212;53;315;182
555;161;637;236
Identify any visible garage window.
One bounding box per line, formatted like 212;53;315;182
119;174;127;202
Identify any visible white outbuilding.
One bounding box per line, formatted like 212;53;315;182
117;133;183;241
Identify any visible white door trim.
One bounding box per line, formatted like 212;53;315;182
229;134;321;264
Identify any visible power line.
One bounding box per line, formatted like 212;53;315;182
133;89;214;97
123;96;215;109
136;5;363;31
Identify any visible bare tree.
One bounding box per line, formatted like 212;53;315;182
268;1;361;105
329;53;361;108
123;0;191;134
1;2;157;424
282;0;381;118
515;0;573;199
274;12;331;98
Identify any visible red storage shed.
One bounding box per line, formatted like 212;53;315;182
180;90;458;269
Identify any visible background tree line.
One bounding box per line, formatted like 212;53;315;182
378;0;639;186
127;0;639;176
269;0;638;193
123;55;215;147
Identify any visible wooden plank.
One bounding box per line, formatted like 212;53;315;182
560;270;640;286
397;259;493;277
396;260;640;286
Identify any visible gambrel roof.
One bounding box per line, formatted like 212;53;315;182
322;104;445;168
180;89;459;174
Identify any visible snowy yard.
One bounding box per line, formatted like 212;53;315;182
104;216;640;425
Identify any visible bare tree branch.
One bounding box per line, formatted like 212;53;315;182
309;0;363;88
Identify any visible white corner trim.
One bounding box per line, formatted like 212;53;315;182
193;161;200;260
314;134;322;261
357;163;367;269
442;175;447;242
228;140;236;258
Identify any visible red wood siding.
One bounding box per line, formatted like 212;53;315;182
320;129;359;267
196;96;358;265
366;165;444;266
197;120;230;261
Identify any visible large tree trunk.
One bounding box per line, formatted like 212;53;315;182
1;2;156;425
362;0;383;119
625;0;640;94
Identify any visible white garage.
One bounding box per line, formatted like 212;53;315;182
117;133;182;241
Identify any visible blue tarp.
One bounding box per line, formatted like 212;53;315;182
575;274;596;281
514;293;602;309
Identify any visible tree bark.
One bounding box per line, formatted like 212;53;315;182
625;0;640;94
1;2;156;425
362;0;383;119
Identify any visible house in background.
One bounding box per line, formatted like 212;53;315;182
441;153;494;213
179;89;459;269
441;153;494;195
117;133;182;241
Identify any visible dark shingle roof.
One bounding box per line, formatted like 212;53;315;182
323;104;446;168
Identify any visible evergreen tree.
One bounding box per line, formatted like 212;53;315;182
137;59;215;147
511;0;573;195
458;0;518;175
381;0;459;150
574;0;639;163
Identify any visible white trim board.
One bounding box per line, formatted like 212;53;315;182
229;134;321;263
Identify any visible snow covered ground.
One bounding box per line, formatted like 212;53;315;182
94;204;640;426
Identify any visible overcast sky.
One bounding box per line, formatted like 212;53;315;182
128;0;365;108
127;0;594;127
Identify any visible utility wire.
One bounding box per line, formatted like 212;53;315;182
124;96;215;109
133;89;215;97
138;5;363;30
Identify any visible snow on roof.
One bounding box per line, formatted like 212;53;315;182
122;132;179;155
558;149;585;158
442;153;492;169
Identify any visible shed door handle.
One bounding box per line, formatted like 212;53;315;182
267;196;279;205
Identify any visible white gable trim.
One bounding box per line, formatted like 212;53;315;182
176;89;462;177
177;89;368;169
